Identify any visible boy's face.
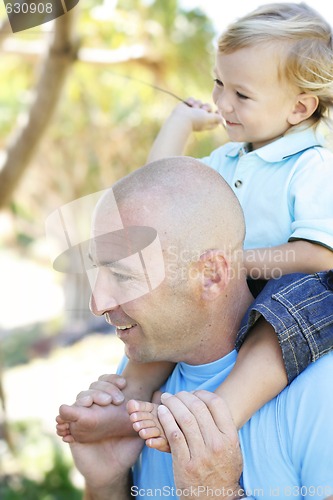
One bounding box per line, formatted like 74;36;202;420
212;44;300;150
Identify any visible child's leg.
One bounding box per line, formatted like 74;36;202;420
216;317;287;428
57;361;175;444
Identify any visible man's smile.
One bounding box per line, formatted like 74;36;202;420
104;313;138;337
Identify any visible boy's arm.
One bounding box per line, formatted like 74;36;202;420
216;318;288;428
147;99;222;163
244;240;333;280
121;360;175;401
84;475;130;500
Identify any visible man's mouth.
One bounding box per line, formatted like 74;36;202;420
105;313;137;331
116;324;137;330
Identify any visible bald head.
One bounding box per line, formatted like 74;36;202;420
107;156;245;258
90;157;250;361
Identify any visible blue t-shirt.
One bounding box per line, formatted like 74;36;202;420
128;351;333;499
201;127;333;251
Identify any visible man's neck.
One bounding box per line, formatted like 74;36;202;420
183;282;254;365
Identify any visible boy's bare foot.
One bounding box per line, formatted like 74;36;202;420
56;401;135;443
127;399;171;453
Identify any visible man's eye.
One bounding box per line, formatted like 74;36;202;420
112;272;132;282
214;78;223;87
236;91;248;100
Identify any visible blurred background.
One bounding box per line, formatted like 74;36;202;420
0;0;331;497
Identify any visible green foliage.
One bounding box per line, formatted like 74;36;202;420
0;421;81;499
0;449;81;500
1;0;222;229
2;319;62;368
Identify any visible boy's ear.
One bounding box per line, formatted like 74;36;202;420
288;93;319;125
198;250;230;300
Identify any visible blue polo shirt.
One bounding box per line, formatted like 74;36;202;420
201;127;333;251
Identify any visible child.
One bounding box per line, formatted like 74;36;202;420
56;3;333;450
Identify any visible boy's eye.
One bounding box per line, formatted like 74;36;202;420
214;78;223;87
236;91;248;100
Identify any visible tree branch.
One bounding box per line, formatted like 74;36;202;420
0;11;78;209
1;38;157;65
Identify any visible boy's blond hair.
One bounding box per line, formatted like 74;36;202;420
218;2;333;125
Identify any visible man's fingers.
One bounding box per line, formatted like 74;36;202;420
88;380;125;405
160;393;206;451
192;391;242;470
161;391;241;459
75;389;111;406
164;391;221;449
75;383;125;407
193;390;238;439
98;373;127;389
157;404;190;461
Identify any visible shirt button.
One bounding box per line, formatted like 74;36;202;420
234;180;243;188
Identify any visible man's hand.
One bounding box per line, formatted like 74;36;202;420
56;374;135;443
71;434;144;500
158;390;243;499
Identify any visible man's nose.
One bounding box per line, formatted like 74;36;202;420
88;269;119;316
89;292;118;316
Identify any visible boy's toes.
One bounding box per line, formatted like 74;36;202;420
127;399;154;415
62;434;75;444
58;403;79;422
146;436;171;453
137;425;161;439
126;399;141;414
129;411;154;424
56;422;70;437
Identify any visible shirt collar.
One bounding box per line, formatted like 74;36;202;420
226;126;323;163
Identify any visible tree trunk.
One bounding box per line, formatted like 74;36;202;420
0;10;79;209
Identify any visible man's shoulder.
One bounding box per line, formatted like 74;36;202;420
241;352;333;494
286;351;333;394
278;352;333;428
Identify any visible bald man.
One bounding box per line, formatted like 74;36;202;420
60;157;333;500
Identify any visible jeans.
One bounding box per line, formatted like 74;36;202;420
236;270;333;383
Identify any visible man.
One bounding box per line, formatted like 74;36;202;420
59;157;333;499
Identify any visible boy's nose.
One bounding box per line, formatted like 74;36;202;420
216;93;234;114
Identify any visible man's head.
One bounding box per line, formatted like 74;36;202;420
89;157;251;364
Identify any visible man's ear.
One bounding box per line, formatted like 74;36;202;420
288;93;319;125
198;250;230;300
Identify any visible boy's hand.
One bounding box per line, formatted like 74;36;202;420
173;97;222;132
148;96;221;162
